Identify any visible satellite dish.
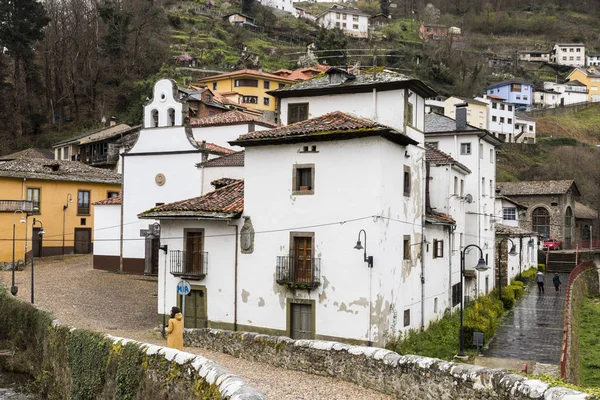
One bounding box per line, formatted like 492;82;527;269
464;194;473;204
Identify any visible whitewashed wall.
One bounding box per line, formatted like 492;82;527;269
193;124;271;150
158;219;238;321
93;204;121;257
200;166;245;194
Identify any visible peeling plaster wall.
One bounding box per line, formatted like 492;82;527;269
192;123;261;150
158;219;238;323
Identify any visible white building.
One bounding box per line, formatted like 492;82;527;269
425;110;501;299
514;113;536;144
536;81;589;107
257;0;295;14
518;50;551;63
552;43;585;67
317;6;370;38
587;53;600;67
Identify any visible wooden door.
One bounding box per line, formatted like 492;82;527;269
74;228;91;254
293;237;312;283
183;289;207;329
290;303;312;339
32;228;42;257
186;232;204;275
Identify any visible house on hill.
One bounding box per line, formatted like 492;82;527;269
317;6;370;39
496;180;580;247
552;43;585;67
486;80;534;108
567;67;600;102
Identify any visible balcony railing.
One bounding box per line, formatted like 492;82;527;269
170;250;208;280
0;200;34;213
276;255;321;289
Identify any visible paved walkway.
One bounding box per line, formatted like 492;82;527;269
0;255;392;400
484;273;569;365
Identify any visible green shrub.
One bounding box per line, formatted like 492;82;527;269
538;264;546;272
500;285;516;310
510;284;524;300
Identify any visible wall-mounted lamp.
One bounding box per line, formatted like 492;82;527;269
63;193;73;210
353;229;373;268
404;150;411;158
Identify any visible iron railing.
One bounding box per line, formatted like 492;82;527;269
0;200;34;213
170;250;208;280
276;256;321;289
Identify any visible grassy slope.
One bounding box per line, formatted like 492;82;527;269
578;296;600;387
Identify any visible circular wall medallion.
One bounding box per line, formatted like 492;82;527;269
160;92;166;102
155;173;166;186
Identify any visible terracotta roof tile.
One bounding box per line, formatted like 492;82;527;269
94;195;121;205
190;110;277;128
139;180;243;219
496;223;537;236
211;178;238;188
425;211;456;225
0;159;121;184
231;111;417;147
197;151;244;168
197;142;236;155
496;180;580;196
425;143;471;173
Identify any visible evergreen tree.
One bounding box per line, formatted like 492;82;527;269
314;28;348;67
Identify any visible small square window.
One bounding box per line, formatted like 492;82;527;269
403;166;411;197
403;309;410;327
433;239;443;258
460;143;471;155
403;235;411;260
80;218;87;226
212;82;217;90
264;81;270;89
293;164;314;195
263;97;270;106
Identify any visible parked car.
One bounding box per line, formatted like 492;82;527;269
543;238;561;250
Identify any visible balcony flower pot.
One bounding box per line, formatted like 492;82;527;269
299;186;309;191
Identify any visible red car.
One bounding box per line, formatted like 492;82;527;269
543;238;561;250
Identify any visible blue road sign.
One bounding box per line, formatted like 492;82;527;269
177;280;191;296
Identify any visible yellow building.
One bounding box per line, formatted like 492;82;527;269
195;69;295;117
567;67;600;102
444;96;488;129
0;158;120;264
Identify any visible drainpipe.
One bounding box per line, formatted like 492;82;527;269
519;236;523;277
449;225;456;313
119;153;125;273
228;220;239;331
421;156;429;330
21;178;26;200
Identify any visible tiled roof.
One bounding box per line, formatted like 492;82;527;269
231;111;417;147
496;195;528;209
94;195;122;205
272;69;436;98
425;143;471;173
139;180;243;219
195;69;295;83
487;95;506;100
450;96;487;106
575;202;598;220
569;67;600;78
271;65;329;81
496;180;579;196
496;224;537;236
425;113;477;133
211;178;238;188
189;110;278;128
486;80;533;90
425;211;456;225
0;148;54;161
515;112;535;121
196;142;236;155
197;151;245;168
0;159;121;184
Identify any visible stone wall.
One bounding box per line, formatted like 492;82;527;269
0;290;264;400
562;260;600;383
185;329;590;399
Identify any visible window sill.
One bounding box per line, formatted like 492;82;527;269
77;213;91;216
292;190;314;196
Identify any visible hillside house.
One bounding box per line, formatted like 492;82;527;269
257;0;295;13
425;109;502;297
518;50;551;63
534;81;588;108
486;80;534;108
474;95;517;142
587;53;600;67
567;67;600;102
496;180;580;248
370;13;390;30
317;6;370;39
178;87;229;119
443;96;488;130
293;6;317;21
418;23;462;42
514;113;536;144
222;13;257;28
552;43;585;67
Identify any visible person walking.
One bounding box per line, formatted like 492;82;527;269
536;270;545;294
166;306;184;350
553;273;562;293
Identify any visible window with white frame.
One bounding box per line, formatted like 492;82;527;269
460;143;471;155
503;207;516;220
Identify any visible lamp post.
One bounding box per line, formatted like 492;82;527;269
63;193;72;255
31;219;45;304
354;229;374;346
458;244;489;357
497;238;518;300
11;210;26;296
353;229;373;268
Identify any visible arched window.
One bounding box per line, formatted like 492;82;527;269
151;110;159;127
168;108;175;126
565;206;573;246
532;207;550;239
583;224;591;241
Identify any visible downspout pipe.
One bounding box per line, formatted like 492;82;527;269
228;220;239;331
421;158;429;330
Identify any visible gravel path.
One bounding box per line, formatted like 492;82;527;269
0;255;392;400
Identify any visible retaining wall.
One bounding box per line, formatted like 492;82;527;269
0;290;264;399
185;329;590;399
562;260;600;383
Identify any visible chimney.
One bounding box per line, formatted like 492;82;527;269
109;116;117;127
455;102;468;131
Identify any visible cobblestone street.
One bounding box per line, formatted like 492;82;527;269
0;255;392;400
484;273;569;365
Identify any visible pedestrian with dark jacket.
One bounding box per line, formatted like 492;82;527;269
166;306;184;350
553;273;562;293
536;270;545;294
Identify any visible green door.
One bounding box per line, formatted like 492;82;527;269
183;289;207;329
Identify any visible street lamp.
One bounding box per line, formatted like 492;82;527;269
353;229;373;268
458;244;489;357
31;218;45;304
11;210;25;296
497;238;518;299
62;193;72;255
